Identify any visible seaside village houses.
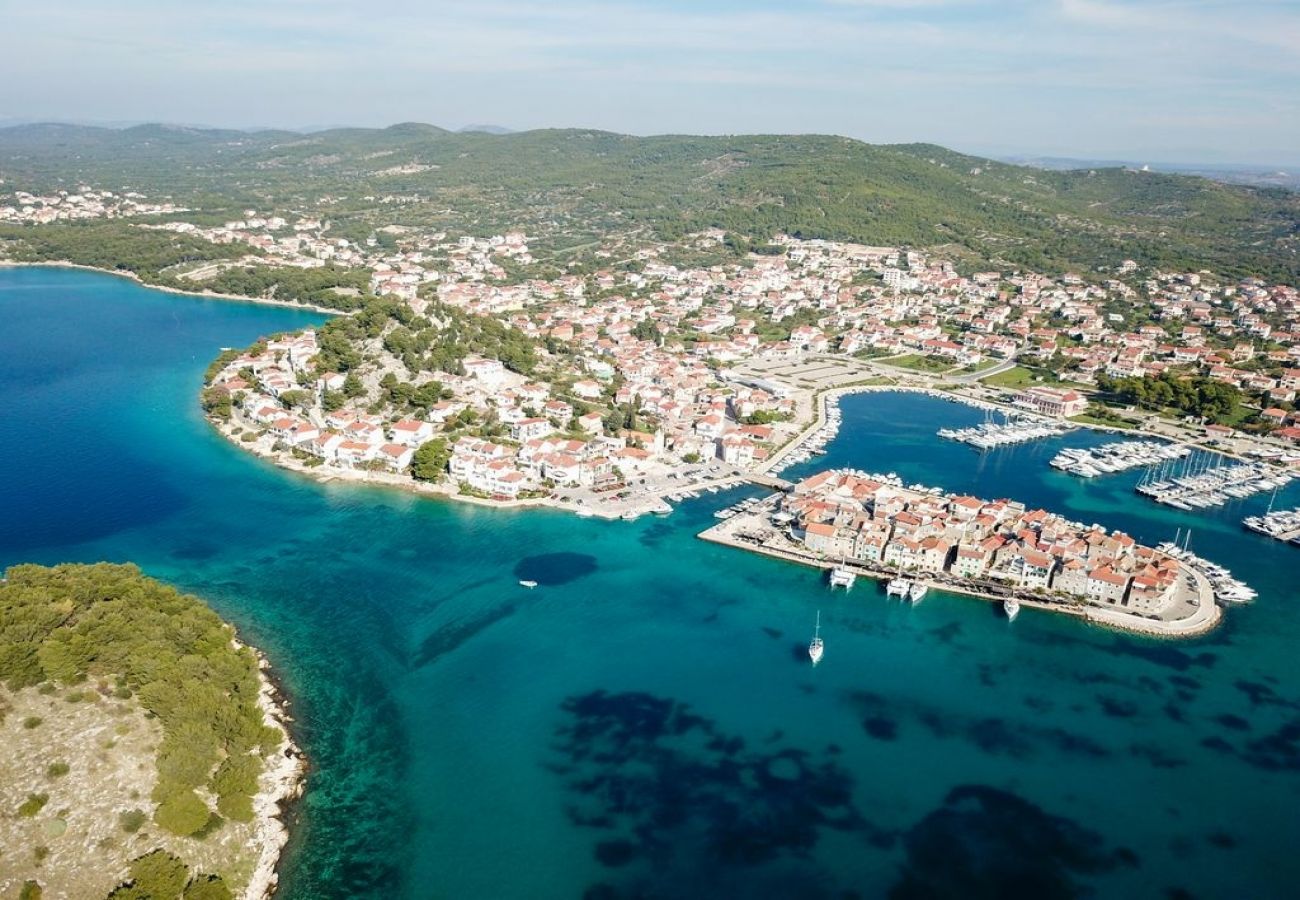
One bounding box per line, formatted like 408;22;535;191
784;470;1183;613
193;217;1300;500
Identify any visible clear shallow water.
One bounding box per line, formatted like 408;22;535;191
3;267;1300;899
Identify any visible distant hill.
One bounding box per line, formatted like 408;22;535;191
1003;154;1300;193
0;122;1296;281
458;124;514;135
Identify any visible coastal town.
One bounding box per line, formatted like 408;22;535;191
159;196;1300;517
4;181;1299;619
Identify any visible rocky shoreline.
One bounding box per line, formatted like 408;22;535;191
236;640;308;900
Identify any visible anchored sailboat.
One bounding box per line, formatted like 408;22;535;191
809;611;824;666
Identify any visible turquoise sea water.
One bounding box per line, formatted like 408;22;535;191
3;266;1300;899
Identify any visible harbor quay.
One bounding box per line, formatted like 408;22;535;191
700;469;1223;639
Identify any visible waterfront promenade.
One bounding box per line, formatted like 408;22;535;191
700;496;1221;639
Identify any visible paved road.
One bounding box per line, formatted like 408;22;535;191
953;357;1017;384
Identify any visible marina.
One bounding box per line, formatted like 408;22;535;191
1050;440;1190;478
770;396;842;473
1136;451;1293;510
938;411;1073;450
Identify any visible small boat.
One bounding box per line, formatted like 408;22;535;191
908;582;928;604
1004;598;1020;621
519;580;538;588
886;578;910;598
809;610;824;666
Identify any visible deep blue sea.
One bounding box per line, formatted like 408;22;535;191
3;267;1300;899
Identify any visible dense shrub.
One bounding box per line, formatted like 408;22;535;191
17;793;49;817
119;808;148;833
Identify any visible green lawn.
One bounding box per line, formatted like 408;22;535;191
881;353;954;373
982;365;1040;388
984;365;1091;392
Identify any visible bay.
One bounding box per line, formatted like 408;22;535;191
2;266;1298;899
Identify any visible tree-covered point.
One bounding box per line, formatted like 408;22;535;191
0;563;280;838
196;263;373;310
0;222;245;281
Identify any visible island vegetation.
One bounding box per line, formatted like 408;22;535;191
0;563;299;900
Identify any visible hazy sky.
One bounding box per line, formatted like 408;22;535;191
3;0;1297;164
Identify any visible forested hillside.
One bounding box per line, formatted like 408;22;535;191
1;123;1297;281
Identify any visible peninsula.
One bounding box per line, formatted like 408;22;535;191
701;468;1223;638
0;564;305;900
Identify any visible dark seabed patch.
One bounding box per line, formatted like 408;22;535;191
1206;831;1237;849
1213;713;1251;732
1097;695;1141;719
863;716;899;741
1235;679;1300;711
550;690;884;894
1041;632;1217;674
1240;718;1300;771
848;691;1109;761
514;552;599;586
1129;743;1186;769
928;621;963;644
637;521;675;548
889;785;1138;899
411;602;517;668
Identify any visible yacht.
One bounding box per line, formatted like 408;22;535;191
1004;597;1020;621
518;580;538;589
829;565;857;590
808;611;824;666
908;582;928;604
886;578;910;598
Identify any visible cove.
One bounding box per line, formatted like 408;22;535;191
3;266;1300;899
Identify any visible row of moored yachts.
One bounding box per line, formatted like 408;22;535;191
1157;539;1257;604
1137;455;1293;510
939;418;1073;450
830;564;1019;619
1050;441;1190;478
713;495;765;520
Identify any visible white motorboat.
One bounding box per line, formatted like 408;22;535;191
519;580;538;588
908;582;928;604
1004;597;1020;621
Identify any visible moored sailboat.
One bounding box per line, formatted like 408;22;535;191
809;611;824;666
